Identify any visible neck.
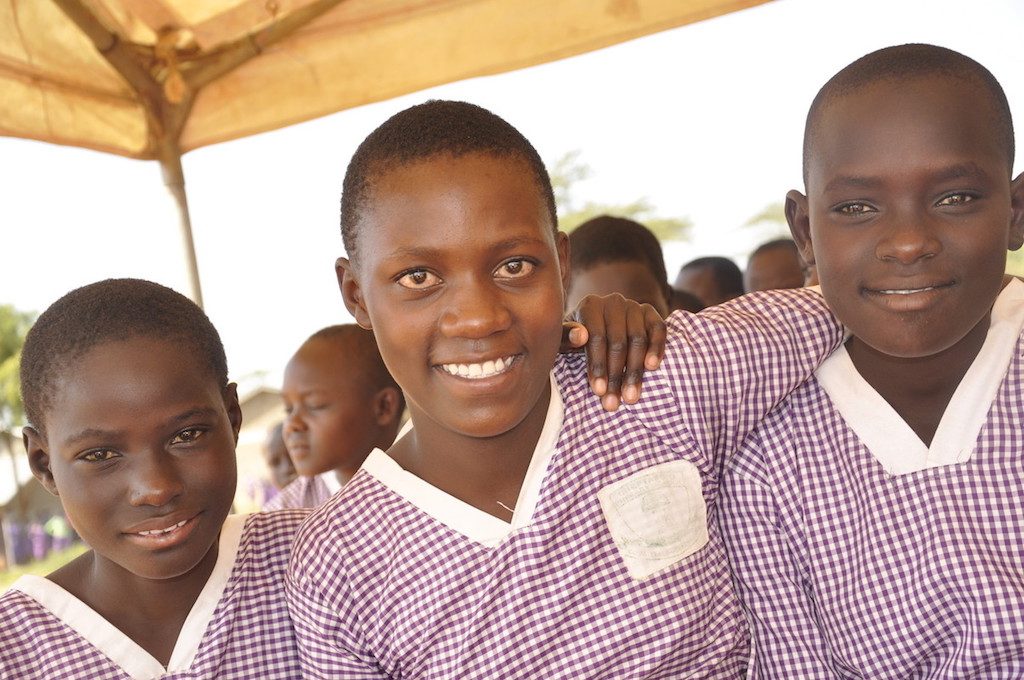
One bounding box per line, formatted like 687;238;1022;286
50;539;219;665
846;313;991;447
388;382;552;521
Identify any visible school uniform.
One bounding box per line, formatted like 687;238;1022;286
263;471;341;511
0;510;308;680
286;289;842;679
719;280;1024;678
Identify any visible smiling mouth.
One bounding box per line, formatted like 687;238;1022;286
868;282;954;295
125;513;200;548
135;518;190;536
438;355;517;379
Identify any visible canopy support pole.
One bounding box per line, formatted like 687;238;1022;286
159;146;203;308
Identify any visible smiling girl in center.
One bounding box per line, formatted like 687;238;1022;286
285;100;844;677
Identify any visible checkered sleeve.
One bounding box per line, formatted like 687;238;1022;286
285;513;386;679
639;288;842;467
719;431;838;679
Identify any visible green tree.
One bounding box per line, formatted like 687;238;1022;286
0;305;33;524
550;151;692;241
0;305;33;432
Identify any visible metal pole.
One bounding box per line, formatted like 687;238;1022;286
159;148;204;308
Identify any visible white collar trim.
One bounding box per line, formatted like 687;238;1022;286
817;279;1024;475
10;513;247;679
361;372;564;547
318;470;343;496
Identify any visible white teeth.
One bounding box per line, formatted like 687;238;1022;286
880;287;935;295
137;518;188;536
440;356;514;379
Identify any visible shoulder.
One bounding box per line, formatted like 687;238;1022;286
665;288;828;344
0;584;45;623
289;471;390;563
263;476;311;511
236;510;310;570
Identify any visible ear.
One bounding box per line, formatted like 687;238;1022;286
223;383;243;443
1008;172;1024;251
785;189;816;266
555;231;571;296
24;426;59;496
372;386;403;426
337;257;373;330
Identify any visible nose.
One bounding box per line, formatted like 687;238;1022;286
876;211;942;265
129;451;184;507
438;277;512;339
283;407;306;434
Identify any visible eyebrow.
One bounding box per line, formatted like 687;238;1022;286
823;162;991;194
62;406;220;448
384;236;549;262
931;162;990;183
822;175;885;193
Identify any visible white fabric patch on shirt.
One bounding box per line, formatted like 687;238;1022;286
598;460;708;580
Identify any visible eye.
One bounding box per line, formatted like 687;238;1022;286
396;269;442;289
81;449;118;463
835;202;875;215
170;428;205;445
937;192;976;206
495;258;536;279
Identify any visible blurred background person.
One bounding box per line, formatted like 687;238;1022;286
744;238;806;293
673;256;744;307
567;215;672;316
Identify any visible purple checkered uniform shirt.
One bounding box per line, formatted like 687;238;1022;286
720;289;1024;677
0;510;308;679
286;289;841;679
264;473;336;511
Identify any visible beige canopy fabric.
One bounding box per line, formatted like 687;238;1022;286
0;0;771;302
2;0;770;157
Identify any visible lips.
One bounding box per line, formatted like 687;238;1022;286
437;355;518;380
865;281;954;295
862;280;955;312
286;439;310;458
124;512;200;549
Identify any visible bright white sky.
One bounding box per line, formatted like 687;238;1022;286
3;0;1023;385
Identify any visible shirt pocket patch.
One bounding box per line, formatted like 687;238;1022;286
598;460;709;580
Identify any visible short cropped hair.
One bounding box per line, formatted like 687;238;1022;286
750;238;799;259
679;256;744;299
305;324;404;409
340;100;557;261
20;279;227;432
569;215;669;289
804;43;1014;184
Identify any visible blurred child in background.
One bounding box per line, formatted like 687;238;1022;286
265;324;404;511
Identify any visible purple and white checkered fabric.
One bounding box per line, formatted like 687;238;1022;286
719;333;1024;678
0;510;308;679
286;289;842;679
264;474;334;511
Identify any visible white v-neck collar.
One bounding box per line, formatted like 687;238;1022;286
318;470;343;496
361;372;564;547
11;513;247;679
817;280;1024;475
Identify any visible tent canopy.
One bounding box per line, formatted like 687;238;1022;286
1;0;770;304
2;0;769;159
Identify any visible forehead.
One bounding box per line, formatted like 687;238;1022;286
808;74;1007;190
355;153;554;263
46;337;223;436
284;338;363;388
